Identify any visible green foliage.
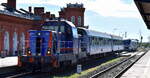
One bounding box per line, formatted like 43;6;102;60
141;42;150;48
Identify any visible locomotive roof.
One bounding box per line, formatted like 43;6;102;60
42;20;76;27
29;30;51;32
124;39;139;42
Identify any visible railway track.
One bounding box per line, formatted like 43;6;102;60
5;72;32;78
0;50;148;78
0;67;40;78
89;51;147;78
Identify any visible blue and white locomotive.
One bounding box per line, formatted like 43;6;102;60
123;39;139;51
18;20;124;68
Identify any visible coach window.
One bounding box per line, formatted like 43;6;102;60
92;37;94;45
116;40;118;45
96;37;98;45
95;37;97;45
93;37;95;45
105;38;107;45
120;40;122;45
55;26;59;31
48;26;54;31
103;38;106;45
109;39;112;45
118;40;120;45
71;16;75;24
60;26;65;33
105;39;107;45
97;38;99;45
99;38;102;45
113;40;115;45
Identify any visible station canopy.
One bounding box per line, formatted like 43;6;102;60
134;0;150;29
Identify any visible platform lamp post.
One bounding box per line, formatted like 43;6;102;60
139;30;143;48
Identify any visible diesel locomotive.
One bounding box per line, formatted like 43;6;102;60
18;20;124;68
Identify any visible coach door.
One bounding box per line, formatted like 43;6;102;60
35;32;50;56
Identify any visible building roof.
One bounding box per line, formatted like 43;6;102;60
134;0;150;29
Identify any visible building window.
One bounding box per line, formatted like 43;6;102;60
71;16;75;24
78;16;81;26
4;31;9;52
20;33;25;55
13;32;18;55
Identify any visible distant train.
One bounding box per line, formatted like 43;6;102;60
123;39;139;51
18;20;125;68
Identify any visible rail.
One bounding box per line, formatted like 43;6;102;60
0;68;40;78
89;50;148;78
114;50;148;78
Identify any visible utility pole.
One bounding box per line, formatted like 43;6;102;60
125;32;127;38
139;30;143;48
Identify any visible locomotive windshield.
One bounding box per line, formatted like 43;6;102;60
123;40;130;45
42;26;65;33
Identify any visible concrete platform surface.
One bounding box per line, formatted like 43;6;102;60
0;57;18;68
121;50;150;78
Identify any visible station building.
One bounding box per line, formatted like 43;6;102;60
0;0;85;56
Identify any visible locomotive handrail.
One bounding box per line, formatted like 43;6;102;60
59;41;73;48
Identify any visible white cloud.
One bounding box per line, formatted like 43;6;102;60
85;0;140;18
0;0;141;18
17;0;141;18
0;0;6;10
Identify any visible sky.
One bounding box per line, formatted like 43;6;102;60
0;0;150;42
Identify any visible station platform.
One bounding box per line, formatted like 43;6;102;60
0;57;18;68
121;50;150;78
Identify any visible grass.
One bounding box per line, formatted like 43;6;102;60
53;57;124;78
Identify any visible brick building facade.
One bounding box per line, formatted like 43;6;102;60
0;0;43;56
0;11;41;56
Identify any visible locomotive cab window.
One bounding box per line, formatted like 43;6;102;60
42;26;65;33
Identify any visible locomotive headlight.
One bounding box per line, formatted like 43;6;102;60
47;51;51;54
38;32;41;36
28;51;31;54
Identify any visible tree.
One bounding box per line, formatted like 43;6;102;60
148;36;150;43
